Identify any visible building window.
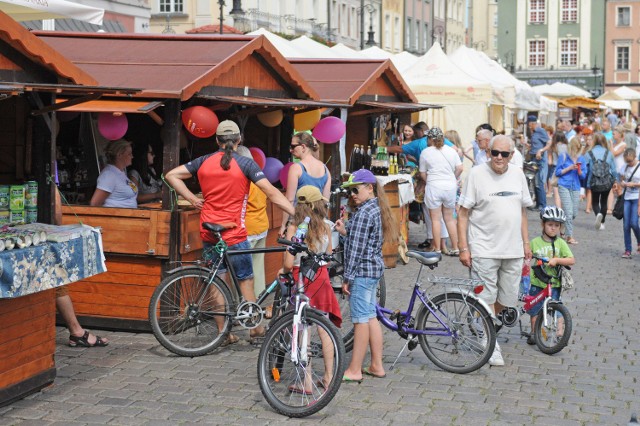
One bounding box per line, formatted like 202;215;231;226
493;12;498;27
561;0;578;23
423;23;428;50
406;18;412;49
528;40;546;67
529;0;545;24
159;0;182;13
617;7;631;26
415;20;420;50
394;16;400;51
560;39;577;66
384;14;390;49
616;46;630;70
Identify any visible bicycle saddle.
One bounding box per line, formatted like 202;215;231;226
203;222;237;233
406;250;442;266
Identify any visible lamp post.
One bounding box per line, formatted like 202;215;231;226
358;1;375;50
218;0;225;34
504;50;515;74
472;40;486;51
366;6;376;46
431;26;444;48
591;56;601;97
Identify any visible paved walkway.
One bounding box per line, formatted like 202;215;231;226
1;208;639;425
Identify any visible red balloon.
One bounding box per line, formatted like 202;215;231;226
249;147;266;169
279;162;294;189
182;106;219;138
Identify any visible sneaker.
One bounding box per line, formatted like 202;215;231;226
637;244;640;254
489;343;504;366
595;213;603;230
622;251;632;259
599;223;605;230
527;334;536;345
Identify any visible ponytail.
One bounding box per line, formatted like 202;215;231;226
218;135;239;170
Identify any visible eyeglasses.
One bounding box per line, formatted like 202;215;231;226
348;186;360;195
289;144;302;150
490;150;512;158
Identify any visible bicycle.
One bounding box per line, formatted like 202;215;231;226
148;222;291;357
496;256;573;355
342;250;497;374
257;238;346;418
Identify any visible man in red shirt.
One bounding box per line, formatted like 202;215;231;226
166;120;294;342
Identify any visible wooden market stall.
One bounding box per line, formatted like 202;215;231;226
33;31;340;331
289;59;438;266
0;12;122;406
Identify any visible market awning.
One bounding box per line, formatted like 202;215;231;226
0;0;104;25
55;98;163;113
551;96;601;110
199;95;349;109
356;100;442;112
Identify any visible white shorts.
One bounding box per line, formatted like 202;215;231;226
471;257;523;309
424;185;457;210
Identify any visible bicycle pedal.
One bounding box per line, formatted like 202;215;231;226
389;310;401;321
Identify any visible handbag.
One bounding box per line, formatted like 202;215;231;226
613;163;640;220
559;266;574;291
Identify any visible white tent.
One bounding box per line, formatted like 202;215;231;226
290;35;342;58
391;51;418;73
532;82;592;98
598;86;640;102
247;28;306;58
330;43;367;59
360;46;393;59
0;0;103;24
598;99;631;111
402;42;492;146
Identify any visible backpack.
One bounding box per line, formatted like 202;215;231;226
588;150;615;192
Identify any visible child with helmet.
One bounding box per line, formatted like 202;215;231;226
527;206;576;345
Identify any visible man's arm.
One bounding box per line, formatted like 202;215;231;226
165;165;203;209
255;178;295;216
457;206;471;267
521;207;532;260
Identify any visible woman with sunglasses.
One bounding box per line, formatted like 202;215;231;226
128;142;162;204
334;169;397;382
279;132;331;236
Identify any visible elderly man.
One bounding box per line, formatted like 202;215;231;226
562;119;576;141
166;120;294;344
473;129;492;166
527;115;549;210
457;135;533;366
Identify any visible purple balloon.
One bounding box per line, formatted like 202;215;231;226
263;157;284;184
312;116;345;144
98;113;128;140
279;162;294;189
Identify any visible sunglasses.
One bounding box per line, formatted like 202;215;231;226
490;150;512;158
348;186;360;195
289;144;302;150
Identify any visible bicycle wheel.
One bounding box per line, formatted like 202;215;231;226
149;268;233;357
415;292;495;374
534;302;572;355
336;275;386;352
257;309;346;418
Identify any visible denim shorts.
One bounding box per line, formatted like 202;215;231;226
203;240;254;281
527;285;561;317
349;276;380;324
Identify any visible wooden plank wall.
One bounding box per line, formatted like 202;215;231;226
0;290;55;390
67;255;162;321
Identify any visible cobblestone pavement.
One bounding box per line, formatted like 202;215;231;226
1;208;639;425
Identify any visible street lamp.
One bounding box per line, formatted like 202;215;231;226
472;40;486;51
591;56;601;97
504;50;515;74
218;0;225;34
431;26;444;49
366;7;376;47
358;1;375;50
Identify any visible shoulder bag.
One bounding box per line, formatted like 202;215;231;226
613;162;640;220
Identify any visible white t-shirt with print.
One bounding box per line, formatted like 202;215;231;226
458;163;533;258
622;162;640;200
96;164;138;208
419;145;461;190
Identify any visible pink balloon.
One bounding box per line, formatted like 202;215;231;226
279;162;294;189
312;116;345;144
249;147;266;169
263;157;284;184
98;113;128;140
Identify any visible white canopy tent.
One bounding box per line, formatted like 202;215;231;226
246;28;306;58
290;35;343;58
0;0;103;24
532;82;592;98
402;42;492;147
330;43;367;58
598;86;640;102
391;51;418;73
360;45;393;59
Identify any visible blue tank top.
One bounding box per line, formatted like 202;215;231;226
297;163;328;193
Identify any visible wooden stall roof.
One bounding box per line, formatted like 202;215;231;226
289;58;436;112
552;96;601;110
35;32;324;102
0;11;97;86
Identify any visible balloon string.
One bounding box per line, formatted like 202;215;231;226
46;174;83;226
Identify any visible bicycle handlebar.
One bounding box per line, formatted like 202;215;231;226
277;238;335;263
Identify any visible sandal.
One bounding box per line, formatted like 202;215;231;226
288;384;312;395
68;330;108;348
249;327;266;345
417;239;432;249
264;305;273;320
447;249;460;257
566;238;578;245
221;334;240;347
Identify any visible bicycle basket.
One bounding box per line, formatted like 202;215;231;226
300;255;321;282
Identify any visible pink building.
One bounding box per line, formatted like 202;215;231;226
605;1;640;92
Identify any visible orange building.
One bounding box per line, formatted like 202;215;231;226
605;1;640;92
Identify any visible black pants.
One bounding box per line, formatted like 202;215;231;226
591;189;611;222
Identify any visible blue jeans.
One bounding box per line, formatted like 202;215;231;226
203;240;254;280
623;198;640;252
558;186;580;237
349;277;380;324
534;156;548;208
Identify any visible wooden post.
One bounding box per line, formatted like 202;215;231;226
161;100;182;270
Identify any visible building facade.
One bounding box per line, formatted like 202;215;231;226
403;0;431;54
469;0;499;59
498;0;605;96
605;0;640;91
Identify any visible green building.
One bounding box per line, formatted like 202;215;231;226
497;0;605;97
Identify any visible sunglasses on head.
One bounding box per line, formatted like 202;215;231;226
490;149;512;158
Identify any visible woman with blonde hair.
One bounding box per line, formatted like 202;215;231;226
90;139;137;208
279;132;331;235
555;136;586;244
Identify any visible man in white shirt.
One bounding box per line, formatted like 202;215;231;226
457;135;533;366
473;129;492;166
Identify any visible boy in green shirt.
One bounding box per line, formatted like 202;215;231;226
528;206;575;345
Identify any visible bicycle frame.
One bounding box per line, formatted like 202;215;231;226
522;283;558;330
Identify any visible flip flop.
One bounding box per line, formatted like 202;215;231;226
288;384;313;395
362;367;386;378
342;375;362;384
221;334;240;347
